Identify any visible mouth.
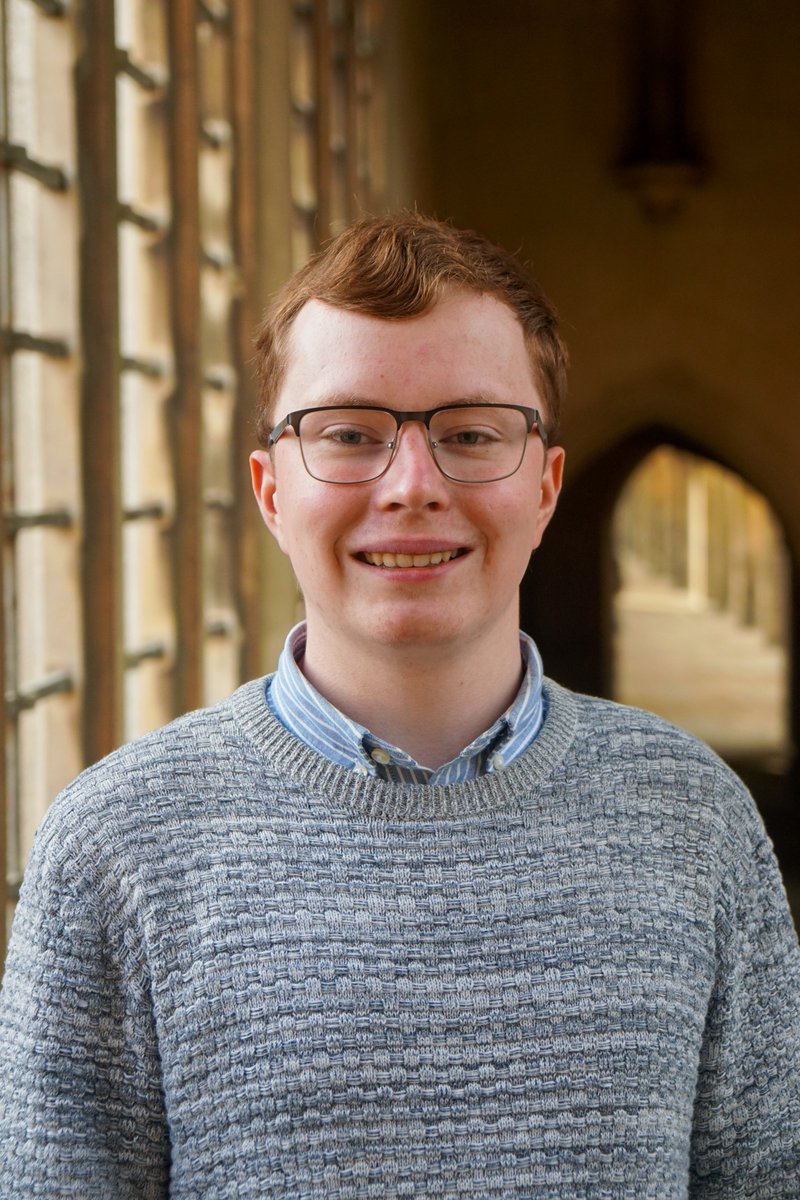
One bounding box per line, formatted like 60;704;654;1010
358;548;468;569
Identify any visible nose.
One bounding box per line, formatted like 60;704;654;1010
373;419;451;509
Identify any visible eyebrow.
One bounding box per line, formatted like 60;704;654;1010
305;392;512;409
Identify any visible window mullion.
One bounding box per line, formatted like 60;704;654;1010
166;0;204;714
228;0;263;681
75;0;123;765
0;0;11;957
313;0;334;239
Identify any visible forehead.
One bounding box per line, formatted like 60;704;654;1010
276;290;539;417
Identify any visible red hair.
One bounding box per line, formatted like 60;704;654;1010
253;212;567;445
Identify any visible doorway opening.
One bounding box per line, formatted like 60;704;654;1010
613;445;791;764
520;426;800;919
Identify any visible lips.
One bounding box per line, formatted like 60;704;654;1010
359;548;467;568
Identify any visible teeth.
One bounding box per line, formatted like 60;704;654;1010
363;550;460;568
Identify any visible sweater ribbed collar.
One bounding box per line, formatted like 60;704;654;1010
231;676;578;822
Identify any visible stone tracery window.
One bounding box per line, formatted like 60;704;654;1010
0;0;386;957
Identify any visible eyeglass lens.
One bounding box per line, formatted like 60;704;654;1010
297;406;531;484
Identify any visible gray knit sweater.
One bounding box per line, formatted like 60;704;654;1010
1;679;799;1198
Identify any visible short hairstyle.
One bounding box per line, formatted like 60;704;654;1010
253;212;568;446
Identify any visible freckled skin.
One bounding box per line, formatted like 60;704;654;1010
250;289;564;763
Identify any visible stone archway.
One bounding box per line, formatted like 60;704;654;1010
521;424;800;893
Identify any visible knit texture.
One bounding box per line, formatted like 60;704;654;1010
1;679;799;1198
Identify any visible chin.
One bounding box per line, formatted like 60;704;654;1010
365;614;470;653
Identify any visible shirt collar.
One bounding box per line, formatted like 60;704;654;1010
267;621;545;785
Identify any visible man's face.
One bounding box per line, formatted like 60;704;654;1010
250;289;564;667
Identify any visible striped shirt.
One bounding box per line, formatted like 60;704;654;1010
266;622;545;785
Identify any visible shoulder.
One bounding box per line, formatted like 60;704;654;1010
543;682;797;944
545;676;730;766
543;678;765;845
30;679;271;880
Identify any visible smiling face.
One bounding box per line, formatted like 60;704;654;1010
250;289;564;672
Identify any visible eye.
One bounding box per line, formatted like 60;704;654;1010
307;414;390;448
437;422;503;447
329;427;371;446
450;428;493;445
322;423;385;446
431;406;521;450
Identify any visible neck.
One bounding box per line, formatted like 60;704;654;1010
300;625;524;769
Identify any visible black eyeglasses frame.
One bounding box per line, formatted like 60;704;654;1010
265;402;548;485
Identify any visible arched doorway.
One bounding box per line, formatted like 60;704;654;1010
521;426;800;904
614;446;790;762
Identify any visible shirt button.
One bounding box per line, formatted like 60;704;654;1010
353;762;369;776
370;747;392;766
491;752;506;772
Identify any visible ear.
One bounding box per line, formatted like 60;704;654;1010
532;445;565;550
250;450;287;551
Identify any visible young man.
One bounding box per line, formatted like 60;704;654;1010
1;214;799;1197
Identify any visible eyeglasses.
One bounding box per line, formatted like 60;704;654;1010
266;403;547;485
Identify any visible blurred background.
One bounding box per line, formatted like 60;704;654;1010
2;0;799;952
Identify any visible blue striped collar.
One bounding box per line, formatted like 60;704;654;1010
266;622;545;785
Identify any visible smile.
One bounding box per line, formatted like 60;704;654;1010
359;549;467;568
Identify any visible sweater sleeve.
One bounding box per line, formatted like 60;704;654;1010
689;782;800;1198
0;815;170;1198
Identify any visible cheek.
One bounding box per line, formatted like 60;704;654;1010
281;493;352;573
476;488;540;553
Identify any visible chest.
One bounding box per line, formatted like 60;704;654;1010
147;814;715;1132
